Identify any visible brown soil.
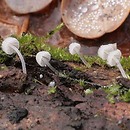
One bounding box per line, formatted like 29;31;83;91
0;57;130;130
0;0;130;129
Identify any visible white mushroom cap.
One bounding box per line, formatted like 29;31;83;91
69;42;81;55
2;37;19;55
61;0;130;38
98;43;117;60
36;51;51;67
5;0;52;14
1;37;27;74
107;49;121;66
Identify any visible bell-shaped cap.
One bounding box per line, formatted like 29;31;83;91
2;37;19;55
107;49;122;66
36;51;51;67
69;42;81;55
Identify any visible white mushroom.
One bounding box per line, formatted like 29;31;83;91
98;43;117;60
36;51;59;75
107;49;127;78
61;0;130;38
1;37;27;74
69;42;81;55
69;42;90;67
48;81;56;87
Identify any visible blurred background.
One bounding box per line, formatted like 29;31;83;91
0;0;130;56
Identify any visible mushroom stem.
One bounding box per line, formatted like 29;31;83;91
75;50;91;68
42;58;59;75
36;51;65;77
10;45;27;74
107;49;127;78
69;42;90;68
114;57;127;78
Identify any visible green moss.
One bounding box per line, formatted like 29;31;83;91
0;50;7;63
0;65;8;70
121;56;130;76
48;86;57;94
18;33;80;61
120;90;130;102
103;83;130;103
84;56;106;66
0;22;130;76
84;89;93;95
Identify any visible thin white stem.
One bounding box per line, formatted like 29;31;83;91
79;53;91;68
10;45;27;74
114;58;127;78
74;49;90;68
43;59;59;75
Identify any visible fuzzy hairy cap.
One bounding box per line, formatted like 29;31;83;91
36;51;51;67
98;43;117;60
107;49;121;66
69;42;81;55
2;37;19;55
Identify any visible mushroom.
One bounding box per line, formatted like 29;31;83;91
36;51;59;75
98;43;117;60
107;49;127;78
1;37;27;74
5;0;52;14
61;0;130;38
69;42;90;67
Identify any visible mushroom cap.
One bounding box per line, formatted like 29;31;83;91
61;0;130;39
98;43;117;60
107;49;122;66
2;37;19;55
5;0;52;14
69;42;81;55
36;51;51;67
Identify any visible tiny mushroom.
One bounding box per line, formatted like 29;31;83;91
1;37;27;74
48;81;56;87
107;49;127;78
69;42;90;67
98;43;117;60
61;0;130;38
5;0;52;14
36;51;59;75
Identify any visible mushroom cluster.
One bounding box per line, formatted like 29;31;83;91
98;43;127;78
1;36;128;79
